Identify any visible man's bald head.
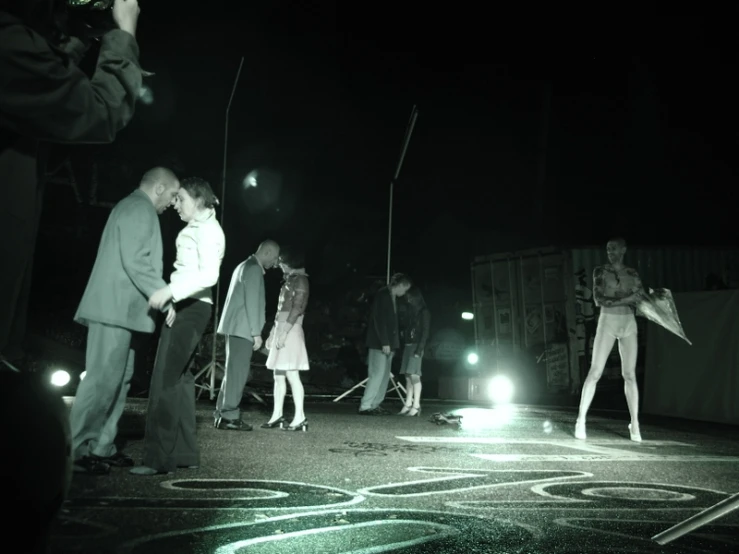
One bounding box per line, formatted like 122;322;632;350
140;167;179;190
255;240;280;269
139;167;180;214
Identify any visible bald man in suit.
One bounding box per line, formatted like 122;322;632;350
214;240;280;430
69;167;180;474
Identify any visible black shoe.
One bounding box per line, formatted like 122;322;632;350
216;417;252;431
358;409;375;415
92;451;134;467
373;407;390;415
73;456;110;475
260;417;286;429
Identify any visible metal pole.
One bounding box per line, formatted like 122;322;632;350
211;57;245;375
386;105;419;284
652;492;739;545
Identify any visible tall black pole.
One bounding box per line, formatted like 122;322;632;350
386;105;419;284
211;57;245;370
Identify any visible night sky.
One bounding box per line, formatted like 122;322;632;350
39;4;738;297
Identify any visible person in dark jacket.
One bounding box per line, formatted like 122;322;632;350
398;287;430;416
0;0;143;370
358;273;412;415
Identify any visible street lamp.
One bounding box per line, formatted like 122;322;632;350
461;312;474;320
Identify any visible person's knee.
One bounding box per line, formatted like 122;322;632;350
621;370;637;383
585;369;604;383
411;375;421;385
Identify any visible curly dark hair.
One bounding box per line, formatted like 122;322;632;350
180;177;219;209
404;286;426;310
279;246;305;269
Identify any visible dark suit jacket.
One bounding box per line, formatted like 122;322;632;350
366;286;400;351
74;190;167;333
216;256;265;340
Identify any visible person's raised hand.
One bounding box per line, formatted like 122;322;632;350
112;0;141;38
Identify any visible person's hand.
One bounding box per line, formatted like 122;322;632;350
149;286;173;310
253;336;263;351
165;306;176;327
414;349;423;359
276;333;287;349
628;290;647;304
382;345;391;355
112;0;141;38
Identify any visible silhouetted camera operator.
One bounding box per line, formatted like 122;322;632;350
0;0;143;372
0;1;144;551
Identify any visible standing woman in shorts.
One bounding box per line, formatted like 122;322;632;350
398;287;430;416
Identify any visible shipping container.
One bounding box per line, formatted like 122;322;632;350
468;245;739;400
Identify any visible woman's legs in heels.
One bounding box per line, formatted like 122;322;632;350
410;374;422;408
268;373;287;424
285;370;305;427
399;375;414;414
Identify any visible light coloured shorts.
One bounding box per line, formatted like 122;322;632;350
598;313;637;339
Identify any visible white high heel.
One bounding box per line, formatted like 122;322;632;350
628;423;642;442
398;404;412;415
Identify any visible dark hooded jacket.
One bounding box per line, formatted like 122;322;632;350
0;3;143;359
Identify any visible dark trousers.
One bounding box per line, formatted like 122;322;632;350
143;299;211;472
214;335;254;421
0;183;43;362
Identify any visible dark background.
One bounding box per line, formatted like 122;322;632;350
28;3;738;388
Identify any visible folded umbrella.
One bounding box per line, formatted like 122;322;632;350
635;288;692;345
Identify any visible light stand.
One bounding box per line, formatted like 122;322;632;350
193;57;245;401
386;105;419;283
333;105;419;405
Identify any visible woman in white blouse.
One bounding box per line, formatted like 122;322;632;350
131;177;225;475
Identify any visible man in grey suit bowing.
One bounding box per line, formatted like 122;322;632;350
214;240;280;430
70;167;180;474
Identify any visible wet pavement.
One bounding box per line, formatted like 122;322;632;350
51;397;739;553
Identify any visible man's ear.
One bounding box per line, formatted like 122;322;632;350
154;183;165;196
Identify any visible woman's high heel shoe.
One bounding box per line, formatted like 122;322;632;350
398;404;412;415
285;419;308;432
260;417;286;429
406;407;421;417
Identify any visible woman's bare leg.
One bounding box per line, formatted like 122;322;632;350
411;374;422;409
285;370;305;426
268;374;286;423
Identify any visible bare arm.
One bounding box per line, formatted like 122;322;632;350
592;266;640;308
626;267;645;295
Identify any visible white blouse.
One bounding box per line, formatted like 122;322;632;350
168;208;226;304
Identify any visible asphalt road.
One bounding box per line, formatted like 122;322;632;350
51;397;739;553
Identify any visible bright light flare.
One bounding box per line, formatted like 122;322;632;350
138;85;154;105
50;370;70;387
466;352;479;365
488;374;514;404
461;312;474;320
80;371;87;381
243;170;258;188
454;406;516;430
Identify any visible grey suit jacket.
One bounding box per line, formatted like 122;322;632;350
216;256;265;340
75;189;167;333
